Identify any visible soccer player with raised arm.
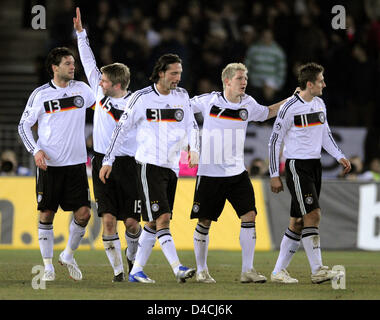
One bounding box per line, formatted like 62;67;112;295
18;47;96;281
268;62;351;284
190;63;287;283
74;7;142;282
100;54;200;283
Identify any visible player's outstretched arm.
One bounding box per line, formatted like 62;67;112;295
74;6;102;93
267;98;287;119
266;88;301;119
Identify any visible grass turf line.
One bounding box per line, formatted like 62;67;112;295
0;249;379;300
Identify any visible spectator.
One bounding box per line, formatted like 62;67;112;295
0;150;31;176
249;158;269;177
48;0;76;49
346;43;377;127
360;158;380;181
245;29;287;104
292;14;327;64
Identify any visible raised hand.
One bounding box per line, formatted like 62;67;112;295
73;7;83;32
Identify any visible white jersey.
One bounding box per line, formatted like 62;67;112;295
268;94;346;177
18;80;95;166
191;91;269;177
103;84;200;176
76;29;136;156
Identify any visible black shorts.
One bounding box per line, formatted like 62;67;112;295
92;152;141;221
285;159;322;217
190;170;257;221
136;162;177;222
36;163;90;213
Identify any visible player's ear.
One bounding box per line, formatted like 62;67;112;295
223;77;230;88
51;64;59;74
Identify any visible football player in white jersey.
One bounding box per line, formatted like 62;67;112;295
18;47;96;281
268;62;351;284
189;63;287;284
100;54;200;283
74;7;142;282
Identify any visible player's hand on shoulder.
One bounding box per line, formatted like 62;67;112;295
99;165;112;184
73;7;83;32
34;150;50;171
270;176;283;193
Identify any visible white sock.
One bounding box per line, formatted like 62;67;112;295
240;222;256;273
130;226;156;274
273;228;301;274
125;225;142;262
157;228;181;275
301;227;323;274
38;222;54;272
103;234;124;275
63;218;85;261
193;223;210;273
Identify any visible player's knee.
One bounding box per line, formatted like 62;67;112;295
156;213;171;229
240;210;256;223
102;213;117;234
289;217;303;234
198;218;212;228
39;210;55;223
125;218;140;234
74;206;91;226
146;221;156;230
303;208;321;226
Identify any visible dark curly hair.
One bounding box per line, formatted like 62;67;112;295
149;53;182;83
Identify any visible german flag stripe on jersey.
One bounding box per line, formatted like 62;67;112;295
294;111;325;128
146;108;184;122
43;95;85;113
209;105;248;121
99;96;123;121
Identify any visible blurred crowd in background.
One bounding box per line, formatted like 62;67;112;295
14;0;380;180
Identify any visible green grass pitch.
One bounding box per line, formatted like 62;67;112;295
0;249;379;300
